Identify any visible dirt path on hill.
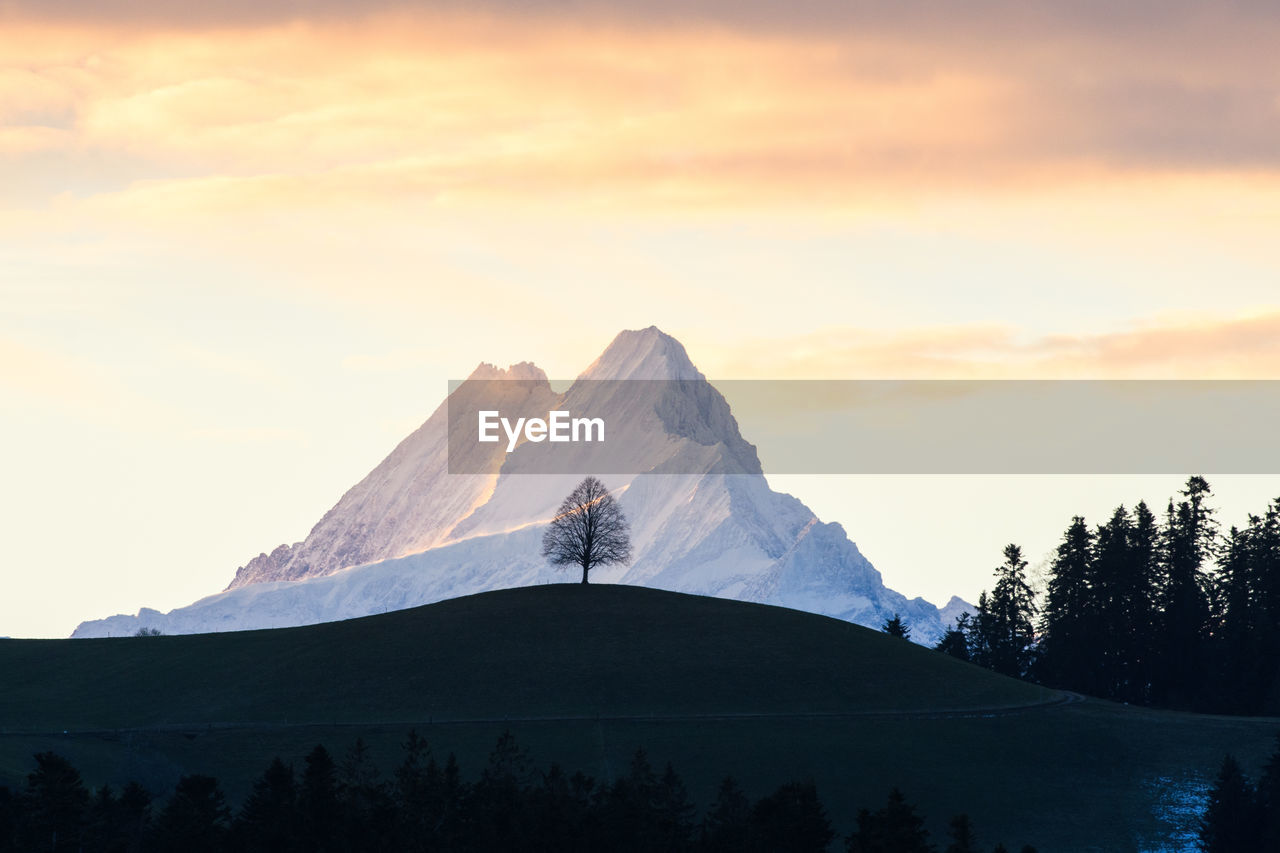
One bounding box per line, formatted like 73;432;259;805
1;690;1088;739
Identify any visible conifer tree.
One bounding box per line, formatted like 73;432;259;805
1121;500;1161;704
1091;506;1136;698
526;764;593;851
83;785;118;853
1210;526;1262;712
701;777;751;853
0;785;14;853
337;738;393;852
1199;754;1262;853
149;775;231;853
1244;502;1280;713
618;749;664;852
935;614;972;662
1038;516;1094;691
470;730;534;850
21;752;89;853
238;758;298;853
653;763;696;850
392;730;441;853
84;782;149;853
971;545;1038;679
752;781;833;853
435;753;468;849
1091;504;1160;702
944;813;978;853
1252;501;1280;635
882;614;911;640
1156;477;1216;707
118;781;152;851
298;745;340;853
846;788;933;853
1256;734;1280;850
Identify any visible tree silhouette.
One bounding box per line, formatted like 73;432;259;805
654;763;696;850
601;749;663;852
1199;754;1261;852
118;782;152;852
944;813;977;853
846;787;933;853
470;730;533;850
1037;516;1095;692
701;777;751;852
1155;476;1216;707
934;614;971;662
298;745;340;853
237;758;297;853
149;774;230;853
1117;501;1160;705
337;738;393;852
541;476;632;584
0;745;1048;853
1091;507;1128;696
752;781;833;853
881;614;910;640
1257;734;1280;849
21;752;88;853
1209;525;1260;713
392;730;440;853
970;545;1038;679
525;764;593;851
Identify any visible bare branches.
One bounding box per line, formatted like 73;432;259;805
541;476;632;584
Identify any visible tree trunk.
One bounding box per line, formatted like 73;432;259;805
581;562;589;584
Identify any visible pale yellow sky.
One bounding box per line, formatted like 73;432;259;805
3;2;1280;635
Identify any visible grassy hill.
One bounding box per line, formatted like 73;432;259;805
1;584;1275;851
0;584;1050;729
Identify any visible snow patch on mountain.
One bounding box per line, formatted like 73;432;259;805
74;326;970;642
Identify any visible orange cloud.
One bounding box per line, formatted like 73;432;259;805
706;314;1280;380
5;10;1277;219
1030;315;1280;378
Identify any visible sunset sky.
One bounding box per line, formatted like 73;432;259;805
4;0;1280;636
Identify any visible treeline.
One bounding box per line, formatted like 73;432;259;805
1200;736;1280;852
935;477;1280;714
0;731;1039;852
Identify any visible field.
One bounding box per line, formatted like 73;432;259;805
1;584;1275;851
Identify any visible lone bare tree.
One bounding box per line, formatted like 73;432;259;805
541;476;632;584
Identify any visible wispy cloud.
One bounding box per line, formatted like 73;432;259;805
707;313;1280;380
4;10;1280;219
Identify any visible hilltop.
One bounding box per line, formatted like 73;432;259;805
5;585;1278;851
10;585;1039;731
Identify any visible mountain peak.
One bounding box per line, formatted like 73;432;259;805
466;361;548;383
78;324;965;642
581;326;702;381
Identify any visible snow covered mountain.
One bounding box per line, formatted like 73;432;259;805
73;327;968;640
225;360;557;588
